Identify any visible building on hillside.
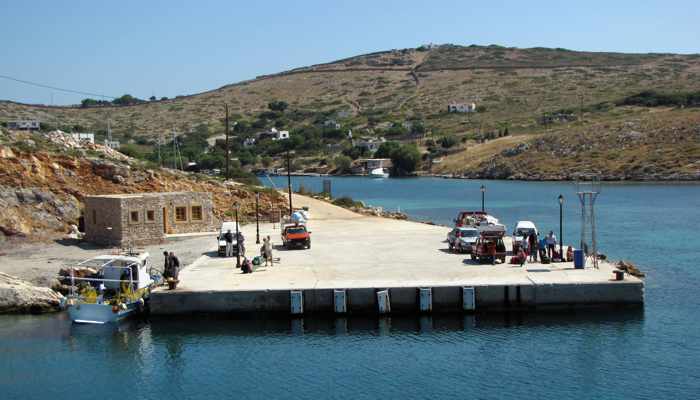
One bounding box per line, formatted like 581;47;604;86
71;132;95;144
84;192;217;246
243;137;256;147
354;136;386;154
256;127;289;141
104;140;121;150
352;158;392;175
7;120;40;130
323;119;341;129
447;102;477;113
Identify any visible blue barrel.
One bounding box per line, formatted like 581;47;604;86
573;249;585;269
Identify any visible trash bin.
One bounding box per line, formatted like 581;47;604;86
573;249;585;269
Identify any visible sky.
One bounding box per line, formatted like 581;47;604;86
1;0;698;105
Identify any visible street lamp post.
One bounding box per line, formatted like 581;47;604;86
480;185;486;212
234;203;241;269
255;192;260;244
558;194;564;260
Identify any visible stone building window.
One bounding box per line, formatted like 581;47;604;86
146;210;155;222
175;206;187;222
130;211;140;223
191;205;203;221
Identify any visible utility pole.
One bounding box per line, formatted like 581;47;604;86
255;192;260;244
287;149;293;216
224;104;230;179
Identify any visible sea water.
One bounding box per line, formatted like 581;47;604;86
1;178;699;399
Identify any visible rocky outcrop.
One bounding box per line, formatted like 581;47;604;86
0;272;64;313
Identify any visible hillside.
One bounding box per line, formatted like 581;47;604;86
1;44;700;180
0;129;286;244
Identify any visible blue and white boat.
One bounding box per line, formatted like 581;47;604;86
63;252;155;324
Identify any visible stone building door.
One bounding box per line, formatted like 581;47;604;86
162;207;168;234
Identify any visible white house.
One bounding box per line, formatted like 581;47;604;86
256;127;289;141
355;137;386;153
71;132;95;144
323;119;341;129
276;130;289;140
104;140;120;150
447;102;477;113
7;120;40;130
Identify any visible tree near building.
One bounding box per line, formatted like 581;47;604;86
333;155;352;174
390;144;421;176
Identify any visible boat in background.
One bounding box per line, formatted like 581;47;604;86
369;168;390;178
62;252;156;324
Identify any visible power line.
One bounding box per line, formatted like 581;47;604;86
0;74;116;99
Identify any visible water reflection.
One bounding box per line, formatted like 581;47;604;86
148;309;644;337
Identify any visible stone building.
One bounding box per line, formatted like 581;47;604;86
84;192;217;246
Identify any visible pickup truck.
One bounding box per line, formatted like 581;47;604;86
282;224;311;249
471;226;507;264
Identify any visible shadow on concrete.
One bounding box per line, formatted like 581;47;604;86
53;238;106;250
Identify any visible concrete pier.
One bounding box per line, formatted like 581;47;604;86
150;194;644;316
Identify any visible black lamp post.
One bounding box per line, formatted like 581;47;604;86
234;203;241;269
558;194;564;259
480;185;486;212
286;149;293;216
255;192;260;244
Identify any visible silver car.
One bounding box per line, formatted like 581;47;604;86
447;227;480;253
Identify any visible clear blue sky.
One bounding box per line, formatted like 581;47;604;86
1;0;698;105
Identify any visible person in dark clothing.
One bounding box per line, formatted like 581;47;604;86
162;251;172;280
528;232;538;262
167;252;180;280
224;229;234;257
236;232;246;256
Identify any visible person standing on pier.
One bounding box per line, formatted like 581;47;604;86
168;252;180;280
546;231;557;260
224;229;234;257
263;235;273;266
236;231;246;256
528;231;538;262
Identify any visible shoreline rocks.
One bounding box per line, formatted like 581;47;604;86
0;272;64;314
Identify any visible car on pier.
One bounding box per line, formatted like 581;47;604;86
282;224;311;249
447;227;480;253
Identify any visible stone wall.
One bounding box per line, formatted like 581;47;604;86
84;197;123;245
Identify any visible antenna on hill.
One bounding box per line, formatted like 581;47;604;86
157;131;163;167
576;180;602;269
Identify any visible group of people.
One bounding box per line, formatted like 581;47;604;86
514;230;560;266
239;235;275;274
223;229;246;257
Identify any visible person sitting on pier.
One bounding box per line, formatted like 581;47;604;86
566;246;574;262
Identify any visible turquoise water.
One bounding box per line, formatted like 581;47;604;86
2;178;700;399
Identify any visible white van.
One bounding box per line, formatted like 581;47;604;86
217;221;240;256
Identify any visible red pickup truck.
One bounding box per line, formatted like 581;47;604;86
282;224;311;249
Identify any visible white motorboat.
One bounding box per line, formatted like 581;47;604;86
62;252;155;324
369;167;389;178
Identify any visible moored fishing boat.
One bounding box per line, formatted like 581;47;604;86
62;252;156;324
369;167;390;178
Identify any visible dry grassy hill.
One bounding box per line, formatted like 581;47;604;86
1;44;699;179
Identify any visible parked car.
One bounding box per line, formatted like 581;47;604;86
217;221;240;256
512;221;538;253
472;226;507;263
447;227;480;253
282;224;311;249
